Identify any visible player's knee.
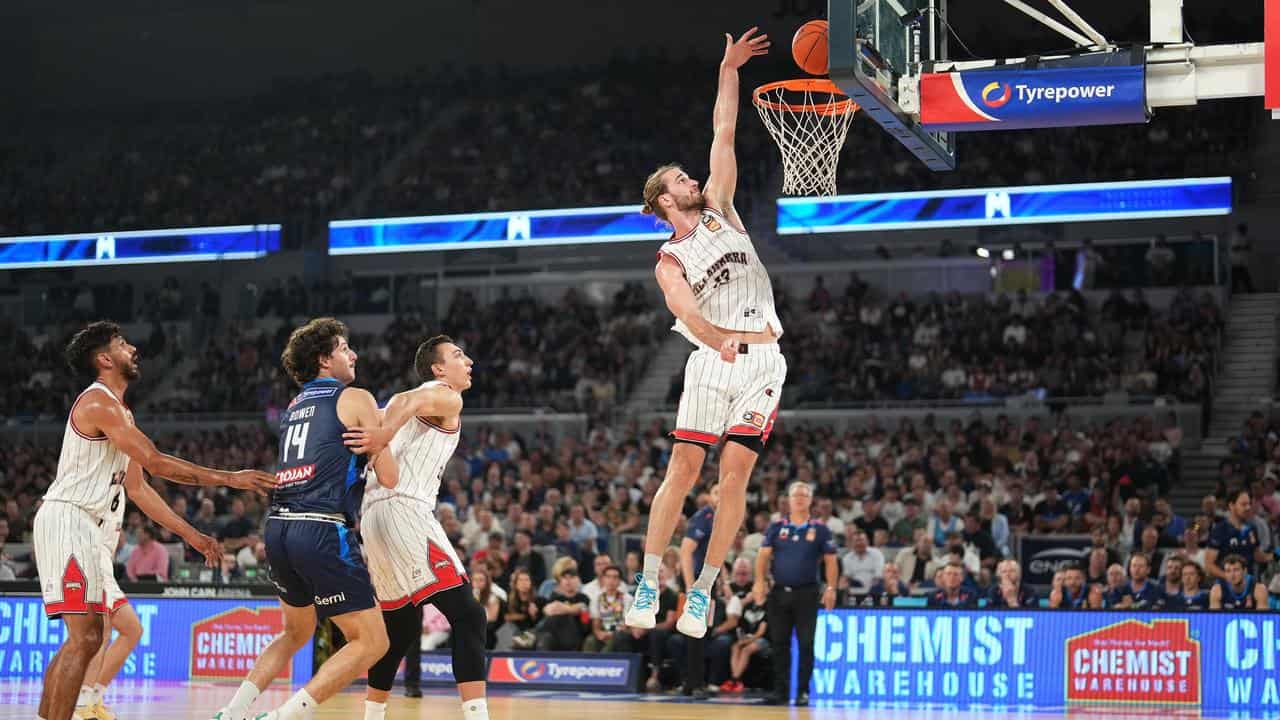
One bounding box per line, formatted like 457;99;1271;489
73;621;104;651
119;624;142;648
463;596;487;628
362;626;391;662
117;617;144;645
718;470;746;491
668;443;706;478
282;622;314;649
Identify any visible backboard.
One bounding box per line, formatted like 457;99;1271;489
828;0;957;170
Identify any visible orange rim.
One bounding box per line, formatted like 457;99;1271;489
753;78;859;117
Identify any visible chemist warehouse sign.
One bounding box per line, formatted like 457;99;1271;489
0;596;311;683
806;609;1278;711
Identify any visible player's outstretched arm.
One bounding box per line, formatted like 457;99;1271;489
123;462;222;567
704;27;769;224
656;254;742;363
79;392;277;494
343;384;462;455
337;387;401;488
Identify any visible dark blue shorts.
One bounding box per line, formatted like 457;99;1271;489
264;517;376;620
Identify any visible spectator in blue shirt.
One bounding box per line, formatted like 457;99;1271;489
1206;490;1267;580
1033;484;1071;534
866;562;909;607
1154;498;1189;543
1163;561;1209;610
1110;552;1164;609
1049;565;1089;609
988;559;1038;609
1210;554;1269;609
1062;475;1090;520
926;561;978;608
567;505;599;552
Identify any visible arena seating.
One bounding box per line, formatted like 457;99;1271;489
0;63;1259;237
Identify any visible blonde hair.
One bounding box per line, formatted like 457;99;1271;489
552;556;579;581
641;164;681;222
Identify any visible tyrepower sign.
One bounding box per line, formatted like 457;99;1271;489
921;64;1147;132
486;652;639;692
1066;618;1200;705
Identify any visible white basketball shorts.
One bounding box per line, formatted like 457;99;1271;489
34;501;107;617
100;538;128;612
673;342;786;447
361;496;468;609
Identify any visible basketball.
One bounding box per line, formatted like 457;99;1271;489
792;19;829;75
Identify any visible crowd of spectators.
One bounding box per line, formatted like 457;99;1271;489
758;279;1222;406
142;281;662;416
3;405;1276;691
0;72;438;237
0;53;1260;240
361;59;776;219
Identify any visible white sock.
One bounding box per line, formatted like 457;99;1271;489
642;554;661;585
692;565;720;592
462;698;489;720
227;680;261;715
278;688;317;720
91;684;106;705
76;686;93;708
363;700;387;720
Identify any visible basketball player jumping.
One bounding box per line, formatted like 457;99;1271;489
625;27;783;640
213;318;399;720
36;321;277;720
342;335;490;720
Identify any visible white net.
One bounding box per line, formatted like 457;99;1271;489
753;79;858;196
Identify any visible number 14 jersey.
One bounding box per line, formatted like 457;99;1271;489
656;207;784;349
273;377;367;524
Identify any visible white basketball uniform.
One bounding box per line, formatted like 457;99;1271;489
35;382;132;617
99;480;129;612
361;382;468;609
657;207;787;446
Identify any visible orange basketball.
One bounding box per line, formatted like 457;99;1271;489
792;20;830;76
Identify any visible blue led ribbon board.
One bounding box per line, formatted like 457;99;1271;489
777;177;1232;235
329;206;670;255
0;224;281;269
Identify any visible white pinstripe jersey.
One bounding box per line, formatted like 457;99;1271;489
362;381;459;511
100;482;126;548
45;382;132;520
657;207;783;348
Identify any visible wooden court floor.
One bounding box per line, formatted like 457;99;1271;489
0;679;1246;720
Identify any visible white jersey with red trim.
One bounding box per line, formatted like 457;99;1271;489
362;381;459;511
44;382;131;519
657;207;783;348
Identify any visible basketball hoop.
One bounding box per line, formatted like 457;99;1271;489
753;78;858;197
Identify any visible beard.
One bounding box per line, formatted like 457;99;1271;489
675;190;705;213
123;360;141;380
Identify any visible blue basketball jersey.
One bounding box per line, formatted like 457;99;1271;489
271;377;366;524
1216;576;1259;610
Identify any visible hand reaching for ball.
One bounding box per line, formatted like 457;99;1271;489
723;27;771;69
